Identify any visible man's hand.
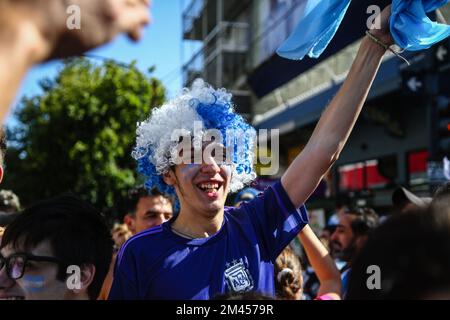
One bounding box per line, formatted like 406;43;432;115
55;0;151;59
369;5;394;46
281;6;392;208
4;0;151;62
0;0;150;121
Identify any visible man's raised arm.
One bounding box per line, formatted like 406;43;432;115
281;5;394;208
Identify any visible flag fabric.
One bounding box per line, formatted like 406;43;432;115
391;0;450;51
277;0;450;60
276;0;352;60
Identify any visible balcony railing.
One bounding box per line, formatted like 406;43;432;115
182;0;204;36
252;40;363;122
183;22;250;88
183;49;204;88
249;0;307;68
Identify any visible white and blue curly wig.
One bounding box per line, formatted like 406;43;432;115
132;79;257;199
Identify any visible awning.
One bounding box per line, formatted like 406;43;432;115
247;0;392;98
254;53;405;132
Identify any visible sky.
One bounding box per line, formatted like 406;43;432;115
7;0;188;125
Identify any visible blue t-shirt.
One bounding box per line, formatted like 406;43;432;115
108;181;308;300
341;266;351;299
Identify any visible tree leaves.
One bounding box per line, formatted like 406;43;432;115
4;58;166;218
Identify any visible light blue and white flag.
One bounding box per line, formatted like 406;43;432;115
277;0;450;60
276;0;352;60
391;0;450;51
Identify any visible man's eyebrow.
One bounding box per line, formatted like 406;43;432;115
144;209;172;215
144;210;160;215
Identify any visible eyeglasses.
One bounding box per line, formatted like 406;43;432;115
0;252;62;280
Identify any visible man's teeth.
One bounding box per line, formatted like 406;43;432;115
199;183;219;191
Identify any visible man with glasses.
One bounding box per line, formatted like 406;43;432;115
0;195;113;300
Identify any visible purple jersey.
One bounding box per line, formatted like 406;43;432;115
108;181;308;300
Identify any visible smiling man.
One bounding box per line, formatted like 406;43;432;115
109;6;394;300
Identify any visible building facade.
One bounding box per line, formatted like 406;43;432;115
182;0;450;213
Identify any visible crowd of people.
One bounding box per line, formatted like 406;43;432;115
0;0;449;301
2;165;450;300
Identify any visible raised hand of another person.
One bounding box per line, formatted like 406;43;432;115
368;4;394;47
2;0;151;61
0;0;151;120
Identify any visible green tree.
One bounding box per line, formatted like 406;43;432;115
4;58;165;217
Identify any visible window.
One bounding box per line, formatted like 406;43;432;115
338;155;397;192
408;150;428;186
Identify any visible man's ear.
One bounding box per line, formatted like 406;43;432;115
163;169;177;186
72;264;95;296
124;214;136;234
0;166;3;184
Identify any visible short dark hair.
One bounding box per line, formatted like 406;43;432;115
1;194;113;300
347;207;450;299
125;186;166;217
0;126;6;167
345;207;380;237
124;186;149;217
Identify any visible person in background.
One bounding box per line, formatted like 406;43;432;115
327;194;351;228
0;194;113;300
330;207;380;297
123;187;174;235
97;187;173;299
275;225;341;300
0;190;20;214
392;186;431;214
0;189;21;245
233;187;261;207
302;222;340;299
275;246;303;300
347;205;450;300
111;223;132;252
319;224;337;254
